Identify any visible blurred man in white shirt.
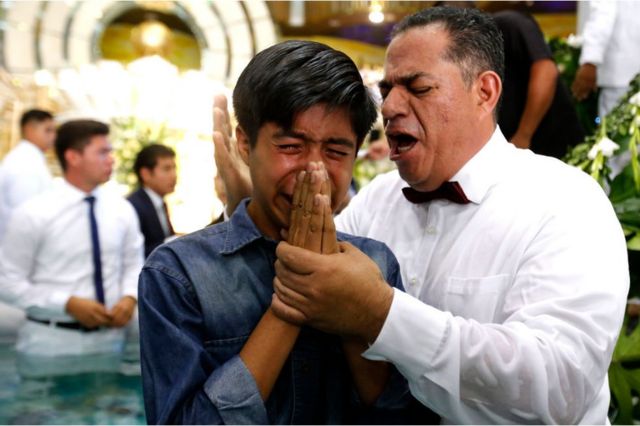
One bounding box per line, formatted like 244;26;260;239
0;120;144;377
572;1;640;116
0;109;56;241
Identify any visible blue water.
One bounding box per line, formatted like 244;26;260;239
0;343;146;424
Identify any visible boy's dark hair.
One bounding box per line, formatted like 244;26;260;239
133;144;176;185
54;120;109;171
20;109;53;129
392;7;504;92
232;40;377;149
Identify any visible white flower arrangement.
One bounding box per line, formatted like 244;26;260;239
587;136;620;160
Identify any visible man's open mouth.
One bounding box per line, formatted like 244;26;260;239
388;132;418;158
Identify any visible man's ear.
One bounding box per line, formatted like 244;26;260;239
475;70;502;119
235;126;250;166
64;149;81;169
140;167;152;185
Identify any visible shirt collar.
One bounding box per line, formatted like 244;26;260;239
59;179;102;204
221;198;275;255
143;186;164;210
450;126;509;204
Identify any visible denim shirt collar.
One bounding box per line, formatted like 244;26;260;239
221;198;276;255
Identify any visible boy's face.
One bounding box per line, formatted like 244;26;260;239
142;156;177;197
239;104;357;240
25;119;56;151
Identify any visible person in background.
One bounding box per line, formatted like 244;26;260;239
0;109;56;241
128;144;177;257
139;40;435;424
572;0;640;117
214;7;629;424
0;119;144;377
493;8;585;158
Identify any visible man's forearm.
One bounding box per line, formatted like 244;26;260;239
513;59;558;147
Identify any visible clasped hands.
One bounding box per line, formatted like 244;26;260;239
271;162;394;342
65;295;136;329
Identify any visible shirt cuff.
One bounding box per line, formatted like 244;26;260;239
363;288;450;381
49;290;71;315
203;354;269;424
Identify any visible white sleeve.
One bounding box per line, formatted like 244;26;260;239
335;176;378;235
364;183;628;424
120;203;144;300
579;1;617;65
0;207;69;314
4;170;47;210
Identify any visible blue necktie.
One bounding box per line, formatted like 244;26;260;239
85;196;105;304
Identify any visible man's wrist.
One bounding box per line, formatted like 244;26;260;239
364;284;394;344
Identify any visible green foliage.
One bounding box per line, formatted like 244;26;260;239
562;73;640;424
353;155;396;191
564;74;640;248
609;318;640;424
110;117;182;192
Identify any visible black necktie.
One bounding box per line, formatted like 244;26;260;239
85;196;105;304
402;182;470;204
163;201;174;236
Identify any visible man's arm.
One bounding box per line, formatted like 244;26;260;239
0;206;113;327
108;202;144;327
511;59;558;149
271;177;628;423
138;263;267;424
572;1;616;101
5;173;42;210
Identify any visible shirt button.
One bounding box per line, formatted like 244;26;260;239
409;278;417;286
426;226;437;234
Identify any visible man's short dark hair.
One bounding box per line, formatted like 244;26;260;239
54;120;109;171
20;109;53;129
133;144;176;185
232;40;377;149
392;7;504;88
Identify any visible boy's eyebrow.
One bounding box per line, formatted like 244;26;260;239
274;129;356;149
326;138;356;149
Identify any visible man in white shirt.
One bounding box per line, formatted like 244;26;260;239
127;144;177;258
0;109;56;241
572;1;640;116
0;119;144;377
245;8;627;424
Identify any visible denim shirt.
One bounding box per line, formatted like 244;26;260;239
138;200;422;425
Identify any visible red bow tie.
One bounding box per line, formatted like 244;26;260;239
402;182;470;204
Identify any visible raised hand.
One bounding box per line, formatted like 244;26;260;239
287;162;338;254
212;94;252;215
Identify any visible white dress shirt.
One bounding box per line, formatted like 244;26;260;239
143;186;171;237
336;127;629;424
579;1;640;88
0;179;144;356
0;140;53;241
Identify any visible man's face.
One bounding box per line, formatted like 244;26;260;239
142;156;177;197
241;104;357;240
26;119;56;151
73;135;114;186
380;25;480;191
